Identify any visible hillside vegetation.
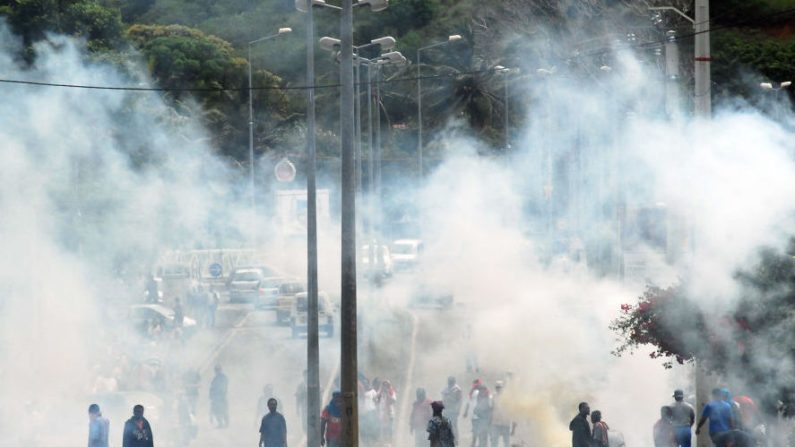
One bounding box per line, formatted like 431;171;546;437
1;0;793;164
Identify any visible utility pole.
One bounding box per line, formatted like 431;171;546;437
694;0;711;118
339;2;359;447
664;30;681;119
304;1;321;446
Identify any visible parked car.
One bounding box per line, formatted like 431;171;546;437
390;239;423;271
129;304;197;336
274;281;308;324
289;292;334;338
226;266;281;303
255;277;304;310
409;285;454;309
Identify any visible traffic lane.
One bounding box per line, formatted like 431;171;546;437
192;307;340;447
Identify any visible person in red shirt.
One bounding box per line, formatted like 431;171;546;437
321;392;343;447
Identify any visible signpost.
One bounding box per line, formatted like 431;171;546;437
274;158;297;183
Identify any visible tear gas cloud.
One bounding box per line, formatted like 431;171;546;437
1;14;795;447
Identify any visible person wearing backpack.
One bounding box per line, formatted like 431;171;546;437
428;401;455;447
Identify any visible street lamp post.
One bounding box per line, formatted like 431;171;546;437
494;65;517;149
297;4;389;446
247;27;291;215
760;81;792;120
416;35;462;179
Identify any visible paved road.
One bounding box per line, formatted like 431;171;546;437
190;305;340;447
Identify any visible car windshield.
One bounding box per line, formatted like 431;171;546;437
232;271;261;281
391;244;414;255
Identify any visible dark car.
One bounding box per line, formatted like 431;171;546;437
226;266;281;303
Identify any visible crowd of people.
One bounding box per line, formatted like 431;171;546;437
653;387;763;447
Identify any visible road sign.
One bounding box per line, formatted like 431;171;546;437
209;263;223;278
274;158;296;182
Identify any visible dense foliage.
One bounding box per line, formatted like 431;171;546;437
1;0;793;163
612;243;795;412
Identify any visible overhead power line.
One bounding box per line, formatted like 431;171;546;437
0;68;502;93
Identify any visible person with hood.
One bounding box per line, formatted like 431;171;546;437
122;404;154;447
428;401;456;447
591;411;609;447
410;388;433;447
88;403;110;447
570;402;591;447
321;392;343;447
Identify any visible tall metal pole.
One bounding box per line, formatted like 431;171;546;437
694;0;711;118
374;66;382;244
504;76;509;148
339;1;359;447
304;1;321;446
664;30;681;119
355;60;363;194
416;50;423;179
247;44;256;213
694;3;711;446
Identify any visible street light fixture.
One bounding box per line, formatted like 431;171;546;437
247;27;292;217
295;0;388;12
416;34;463;179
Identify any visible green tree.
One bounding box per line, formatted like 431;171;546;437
126;24;291;160
611;242;795;414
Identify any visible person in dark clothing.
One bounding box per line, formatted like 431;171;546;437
88;403;110;447
259;398;287;447
146;275;159;303
173;298;184;328
122;404;154;447
570;402;591;447
428;401;456;447
209;364;229;428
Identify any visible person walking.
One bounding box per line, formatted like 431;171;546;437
428;401;456;447
591;411;609;447
259;398;287;447
209;364;229;428
441;376;463;442
87;403;110;447
570;402;591;447
321;392;343;447
296;371;308;434
670;389;695;447
122;404;154;447
471;383;492;447
410;388;433;447
377;380;397;442
696;388;734;446
173;298;184;328
490;381;515;447
654;406;676;447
